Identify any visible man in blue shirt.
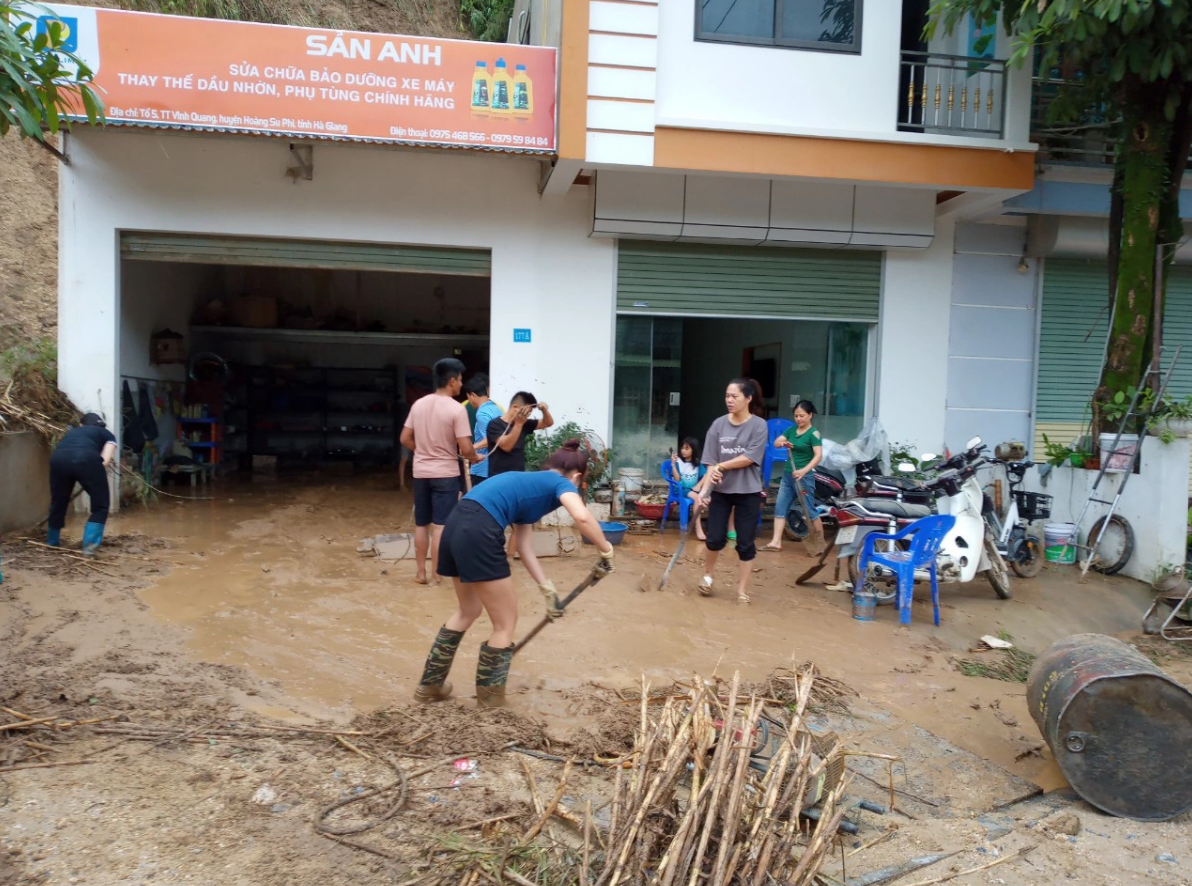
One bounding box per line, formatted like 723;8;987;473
465;376;502;486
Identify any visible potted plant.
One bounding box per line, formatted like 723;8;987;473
1042;433;1074;467
1148;394;1192;441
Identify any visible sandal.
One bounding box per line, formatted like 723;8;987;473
737;593;751;604
759;543;782;552
697;575;714;597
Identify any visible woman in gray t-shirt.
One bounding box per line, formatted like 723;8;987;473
697;378;769;603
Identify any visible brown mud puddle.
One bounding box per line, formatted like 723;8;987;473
116;475;1160;788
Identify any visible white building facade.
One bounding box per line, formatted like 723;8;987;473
56;0;1041;491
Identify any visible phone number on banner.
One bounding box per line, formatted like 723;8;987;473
391;128;552;147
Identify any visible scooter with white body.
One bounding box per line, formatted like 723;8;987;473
837;437;1011;602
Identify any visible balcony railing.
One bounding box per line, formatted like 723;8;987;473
898;51;1008;139
1030;76;1116;165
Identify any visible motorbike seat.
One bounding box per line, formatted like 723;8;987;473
850;498;934;519
868;475;924;493
818;466;846;486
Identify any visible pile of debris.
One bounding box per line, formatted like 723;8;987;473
429;669;850;886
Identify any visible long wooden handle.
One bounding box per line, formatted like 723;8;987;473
513;566;607;655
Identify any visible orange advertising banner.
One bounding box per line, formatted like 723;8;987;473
40;4;557;153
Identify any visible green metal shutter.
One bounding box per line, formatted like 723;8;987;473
616;242;881;321
1160;271;1192;399
1038;259;1192;421
120;232;491;276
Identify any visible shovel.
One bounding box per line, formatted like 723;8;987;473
652;493;707;593
514;561;611;655
797;477;826;557
795;527;840;585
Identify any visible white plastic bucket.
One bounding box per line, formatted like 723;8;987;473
1044;522;1077;564
617;467;645;501
1098;433;1139;473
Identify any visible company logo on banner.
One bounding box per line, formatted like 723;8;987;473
40;4;557;153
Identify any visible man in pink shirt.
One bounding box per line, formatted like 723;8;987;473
400;358;480;585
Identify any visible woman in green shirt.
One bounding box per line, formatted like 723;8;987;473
761;400;824;552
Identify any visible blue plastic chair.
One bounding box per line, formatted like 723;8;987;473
853;514;956;626
661;460;694;533
758;418;795;527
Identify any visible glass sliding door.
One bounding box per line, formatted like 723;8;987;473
821;322;870;441
612;316;682;477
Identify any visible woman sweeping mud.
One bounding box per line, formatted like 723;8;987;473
413;440;615;707
697;379;768;603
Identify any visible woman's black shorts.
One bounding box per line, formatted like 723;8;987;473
437;500;511;583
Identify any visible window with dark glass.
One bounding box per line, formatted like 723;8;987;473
696;0;861;53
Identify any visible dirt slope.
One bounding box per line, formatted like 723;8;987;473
0;0;466;351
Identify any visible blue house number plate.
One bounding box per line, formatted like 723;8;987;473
513;328;532;343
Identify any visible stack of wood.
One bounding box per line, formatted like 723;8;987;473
596;670;849;886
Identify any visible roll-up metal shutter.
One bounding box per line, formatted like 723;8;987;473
616;242;881;321
1037;258;1192;422
120;232;491;276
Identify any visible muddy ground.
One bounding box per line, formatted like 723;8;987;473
2;474;1191;885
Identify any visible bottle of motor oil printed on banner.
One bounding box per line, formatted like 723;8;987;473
512;64;533;119
489;58;512;114
471;61;491;116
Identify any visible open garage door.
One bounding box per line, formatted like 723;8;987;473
118;232;491;478
121;232;491;276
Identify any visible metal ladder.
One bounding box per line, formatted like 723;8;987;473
1071;346;1181;577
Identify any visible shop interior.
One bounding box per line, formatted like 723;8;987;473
612;316;873;479
119;255;490;485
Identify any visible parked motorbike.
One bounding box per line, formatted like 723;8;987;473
836;437;1012;604
982;458;1048;579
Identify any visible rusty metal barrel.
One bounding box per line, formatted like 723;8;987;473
1027;633;1192;821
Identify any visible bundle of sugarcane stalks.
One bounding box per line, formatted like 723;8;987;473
595;669;848;886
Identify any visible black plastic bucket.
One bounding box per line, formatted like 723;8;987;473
1027;633;1192;821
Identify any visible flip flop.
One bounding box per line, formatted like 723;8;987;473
737;593;751;604
697;576;714;597
759;543;782;552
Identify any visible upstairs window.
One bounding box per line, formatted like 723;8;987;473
696;0;862;54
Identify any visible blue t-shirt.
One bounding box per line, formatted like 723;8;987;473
465;471;578;527
471;400;503;479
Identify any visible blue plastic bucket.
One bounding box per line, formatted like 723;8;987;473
852;589;876;621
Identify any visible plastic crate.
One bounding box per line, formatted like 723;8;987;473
1013;490;1053;521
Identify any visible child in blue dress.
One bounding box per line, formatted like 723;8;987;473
671;436;708;539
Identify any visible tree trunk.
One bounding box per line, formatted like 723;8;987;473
1094;86;1173;435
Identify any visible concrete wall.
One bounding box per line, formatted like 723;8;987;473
58;130;615;459
120;260;211;384
876;217;955;454
1027;435;1191;583
656;1;900;135
0;432;50;532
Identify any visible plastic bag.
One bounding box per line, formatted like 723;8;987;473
821;418;889;486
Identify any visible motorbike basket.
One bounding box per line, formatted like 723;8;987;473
1012;490;1053;521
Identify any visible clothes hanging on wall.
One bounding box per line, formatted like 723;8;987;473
122;380;146;454
138;382;160;442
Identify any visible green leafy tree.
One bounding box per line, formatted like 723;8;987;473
461;0;515;42
1;2;103;146
928;1;1192;430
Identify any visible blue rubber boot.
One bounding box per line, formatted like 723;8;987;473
81;521;105;557
47;527;61;547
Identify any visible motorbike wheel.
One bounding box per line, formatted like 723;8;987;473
1009;533;1044;579
1085;514;1134;575
784;508;809;542
862;574;898;606
984;533;1013;599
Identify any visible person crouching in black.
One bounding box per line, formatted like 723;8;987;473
47;413;117;555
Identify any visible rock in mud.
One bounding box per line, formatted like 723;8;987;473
1041;811;1081;836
